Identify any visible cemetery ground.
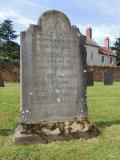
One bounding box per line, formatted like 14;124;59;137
0;82;120;160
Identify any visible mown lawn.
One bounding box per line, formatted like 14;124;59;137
0;82;120;160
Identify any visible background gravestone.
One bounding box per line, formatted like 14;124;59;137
14;10;97;144
0;73;4;87
86;71;94;86
104;68;113;85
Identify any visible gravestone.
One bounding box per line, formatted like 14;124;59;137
14;10;97;144
104;68;113;85
0;73;4;87
86;71;94;86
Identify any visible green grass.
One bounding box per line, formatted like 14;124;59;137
0;82;120;160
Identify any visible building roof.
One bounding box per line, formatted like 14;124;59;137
99;47;116;57
84;33;116;57
86;37;99;47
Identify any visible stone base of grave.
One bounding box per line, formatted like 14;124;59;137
13;119;98;144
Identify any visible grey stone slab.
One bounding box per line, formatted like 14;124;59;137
13;10;99;145
104;68;113;85
86;71;94;86
0;73;4;87
20;10;87;123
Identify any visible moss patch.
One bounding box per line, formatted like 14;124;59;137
20;118;95;136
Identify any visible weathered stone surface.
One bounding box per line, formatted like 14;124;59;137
104;68;113;85
20;10;87;123
0;73;4;87
14;10;98;144
86;71;94;86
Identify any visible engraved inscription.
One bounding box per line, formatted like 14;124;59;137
21;10;87;122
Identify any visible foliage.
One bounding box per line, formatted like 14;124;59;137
111;37;120;65
0;19;20;62
0;82;120;160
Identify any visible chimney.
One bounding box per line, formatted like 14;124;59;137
104;37;109;49
86;27;92;39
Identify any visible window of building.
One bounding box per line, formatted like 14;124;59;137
102;56;104;63
91;52;93;59
110;57;112;64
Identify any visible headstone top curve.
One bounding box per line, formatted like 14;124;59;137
38;10;71;27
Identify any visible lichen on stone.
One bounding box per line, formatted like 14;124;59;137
20;118;95;136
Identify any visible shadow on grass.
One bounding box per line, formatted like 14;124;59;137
0;129;14;136
95;120;120;128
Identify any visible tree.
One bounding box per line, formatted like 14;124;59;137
0;19;20;60
111;38;120;66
